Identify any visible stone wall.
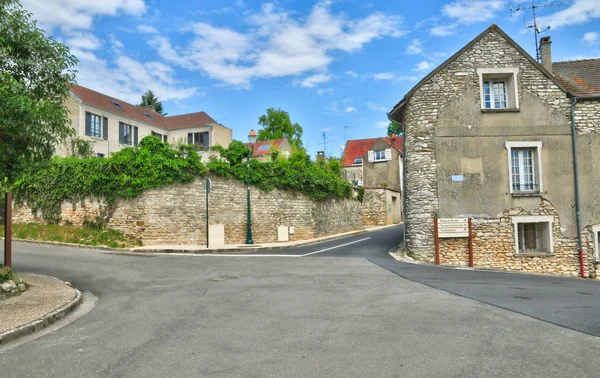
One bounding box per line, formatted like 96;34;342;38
574;99;600;134
13;177;388;246
437;200;596;277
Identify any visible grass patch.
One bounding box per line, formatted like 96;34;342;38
0;223;142;248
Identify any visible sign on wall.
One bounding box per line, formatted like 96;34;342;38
438;218;469;238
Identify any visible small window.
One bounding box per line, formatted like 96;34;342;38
90;113;101;138
111;101;122;110
593;226;600;261
96;153;105;158
512;216;554;255
353;157;362;165
374;150;386;161
144;112;153;121
193;131;209;147
505;141;543;195
120;123;132;145
477;68;519;110
151;131;162;139
257;145;270;151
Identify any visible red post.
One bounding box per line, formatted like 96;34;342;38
4;192;12;268
468;218;473;268
434;217;440;265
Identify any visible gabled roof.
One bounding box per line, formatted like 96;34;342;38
245;138;287;156
341;136;402;166
69;84;218;131
553;59;600;98
388;24;570;120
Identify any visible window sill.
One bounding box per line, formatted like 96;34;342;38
481;108;520;113
511;192;542;198
516;252;554;257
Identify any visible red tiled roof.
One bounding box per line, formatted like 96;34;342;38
341;136;402;166
245;138;286;156
553;59;600;97
69;84;217;130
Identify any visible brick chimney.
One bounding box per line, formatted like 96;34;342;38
540;36;552;73
145;104;156;112
316;151;325;162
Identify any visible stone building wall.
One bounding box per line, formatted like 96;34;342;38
437;199;596;277
401;28;575;265
13;177;388;246
574;99;600;134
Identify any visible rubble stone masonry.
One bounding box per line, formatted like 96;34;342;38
13;177;388;246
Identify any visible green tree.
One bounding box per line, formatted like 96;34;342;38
0;0;78;182
138;90;166;115
387;121;403;136
257;108;303;149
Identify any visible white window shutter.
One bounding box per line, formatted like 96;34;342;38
367;150;374;162
385;148;392;161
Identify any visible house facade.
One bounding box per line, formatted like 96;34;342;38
60;85;232;157
341;136;403;224
341;136;403;190
388;24;600;277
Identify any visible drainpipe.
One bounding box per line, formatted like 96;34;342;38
570;97;585;278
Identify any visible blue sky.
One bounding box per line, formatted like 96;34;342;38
23;0;600;157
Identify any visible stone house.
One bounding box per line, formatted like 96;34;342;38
341;136;403;190
388;24;600;277
244;138;292;161
341;136;403;224
60;84;232;157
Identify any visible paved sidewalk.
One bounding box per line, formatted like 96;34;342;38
0;274;81;344
132;224;399;253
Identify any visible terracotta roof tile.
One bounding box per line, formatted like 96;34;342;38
69;84;217;130
341;136;402;166
245;138;286;156
553;58;600;97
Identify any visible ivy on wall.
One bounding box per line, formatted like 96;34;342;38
11;137;354;223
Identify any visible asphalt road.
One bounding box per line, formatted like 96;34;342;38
1;225;600;377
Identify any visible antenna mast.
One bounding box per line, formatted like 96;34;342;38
344;125;356;144
510;0;563;62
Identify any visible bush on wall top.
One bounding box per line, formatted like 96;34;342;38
12;137;353;223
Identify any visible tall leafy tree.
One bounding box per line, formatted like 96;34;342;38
387;121;403;137
138;90;166;115
257;108;303;149
0;0;78;182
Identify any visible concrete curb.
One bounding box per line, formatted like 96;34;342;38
0;277;83;346
3;224;400;254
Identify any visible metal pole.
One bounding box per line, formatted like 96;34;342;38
4;192;12;268
468;218;473;268
570;98;585;278
206;184;209;249
434;217;440;265
245;145;254;245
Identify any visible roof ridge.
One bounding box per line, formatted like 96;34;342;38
555;58;600;64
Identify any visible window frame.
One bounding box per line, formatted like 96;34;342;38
353;157;363;165
593;225;600;262
90;113;102;138
122;123;132;146
374;150;386;161
477;67;519;110
511;215;554;255
505;141;543;195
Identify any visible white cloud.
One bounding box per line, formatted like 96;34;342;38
321;128;332;132
344;106;358;113
149;1;406;88
65;32;102;50
413;61;435;72
442;0;505;24
294;73;332;88
366;72;419;81
406;39;423;55
367;101;387;111
108;34;125;53
430;24;458;37
538;0;600;30
345;70;359;77
375;121;389;128
582;31;599;46
318;88;335;96
325;98;353;113
137;25;158;34
71;46;197;104
22;0;146;32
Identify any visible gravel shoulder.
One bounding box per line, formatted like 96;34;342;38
0;274;78;334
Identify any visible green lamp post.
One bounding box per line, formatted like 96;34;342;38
246;129;257;244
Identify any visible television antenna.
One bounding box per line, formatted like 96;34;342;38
510;1;564;62
343;125;356;144
318;131;342;157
